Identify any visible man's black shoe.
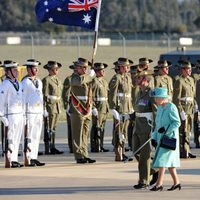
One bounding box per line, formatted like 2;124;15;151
30;159;45;166
91;149;99;153
180;152;187;159
133;183;148;189
85;157;96;163
125;147;131;152
11;161;24;168
188;153;196;158
76;158;87;164
50;148;64;155
100;147;109;152
122;154;133;162
38;151;43;156
150;171;159;186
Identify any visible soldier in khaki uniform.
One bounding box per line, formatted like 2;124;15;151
70;58;96;164
127;65;139;151
154;60;173;100
62;65;77;153
90;62;109;152
133;70;156;189
138;57;154;89
42;61;63;155
173;61;196;158
109;57;134;162
192;60;200;148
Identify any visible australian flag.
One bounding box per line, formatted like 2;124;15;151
35;0;99;30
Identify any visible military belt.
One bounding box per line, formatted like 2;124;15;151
179;97;193;102
135;112;153;118
77;96;88;101
94;97;108;101
117;93;131;98
47;95;61;101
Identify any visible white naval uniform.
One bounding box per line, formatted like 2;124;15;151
21;76;43;160
0;77;24;162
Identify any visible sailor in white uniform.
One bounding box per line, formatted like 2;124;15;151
0;60;24;168
21;59;45;166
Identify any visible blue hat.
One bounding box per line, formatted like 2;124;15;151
152;87;169;98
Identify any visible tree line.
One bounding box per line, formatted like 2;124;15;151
0;0;200;34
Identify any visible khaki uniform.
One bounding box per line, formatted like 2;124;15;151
91;76;109;151
109;72;133;160
133;87;155;185
154;74;173;99
42;75;62;152
173;75;195;156
62;74;73;153
70;73;94;160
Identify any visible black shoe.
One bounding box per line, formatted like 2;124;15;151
180;152;188;159
85;157;96;163
91;148;99;153
122;154;133;162
11;161;24;168
100;147;109;152
150;171;159;186
188;153;196;158
125;147;131;152
133;183;148;189
76;158;87;164
50;148;64;155
167;183;181;191
30;159;45;166
150;185;163;191
38;151;43;156
195;144;200;148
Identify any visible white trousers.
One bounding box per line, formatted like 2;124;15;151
27;114;43;159
8;114;24;162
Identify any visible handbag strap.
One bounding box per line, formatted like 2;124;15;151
163;125;170;135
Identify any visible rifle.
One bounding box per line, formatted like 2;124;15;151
24;103;31;166
114;118;123;161
1;121;4;156
93;115;101;151
43;114;50;154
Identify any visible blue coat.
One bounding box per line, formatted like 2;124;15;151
151;102;181;168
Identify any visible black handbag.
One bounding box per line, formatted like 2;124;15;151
159;125;177;150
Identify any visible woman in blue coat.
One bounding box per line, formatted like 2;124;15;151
150;87;181;191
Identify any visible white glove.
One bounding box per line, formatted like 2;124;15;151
43;109;48;117
88;69;96;78
1;117;9;126
180;111;187;121
111;109;120;121
92;108;98;116
119;133;125;143
66;106;70;116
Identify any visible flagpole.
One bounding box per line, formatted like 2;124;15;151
91;0;102;66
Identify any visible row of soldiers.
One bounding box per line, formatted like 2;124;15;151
0;57;200;170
